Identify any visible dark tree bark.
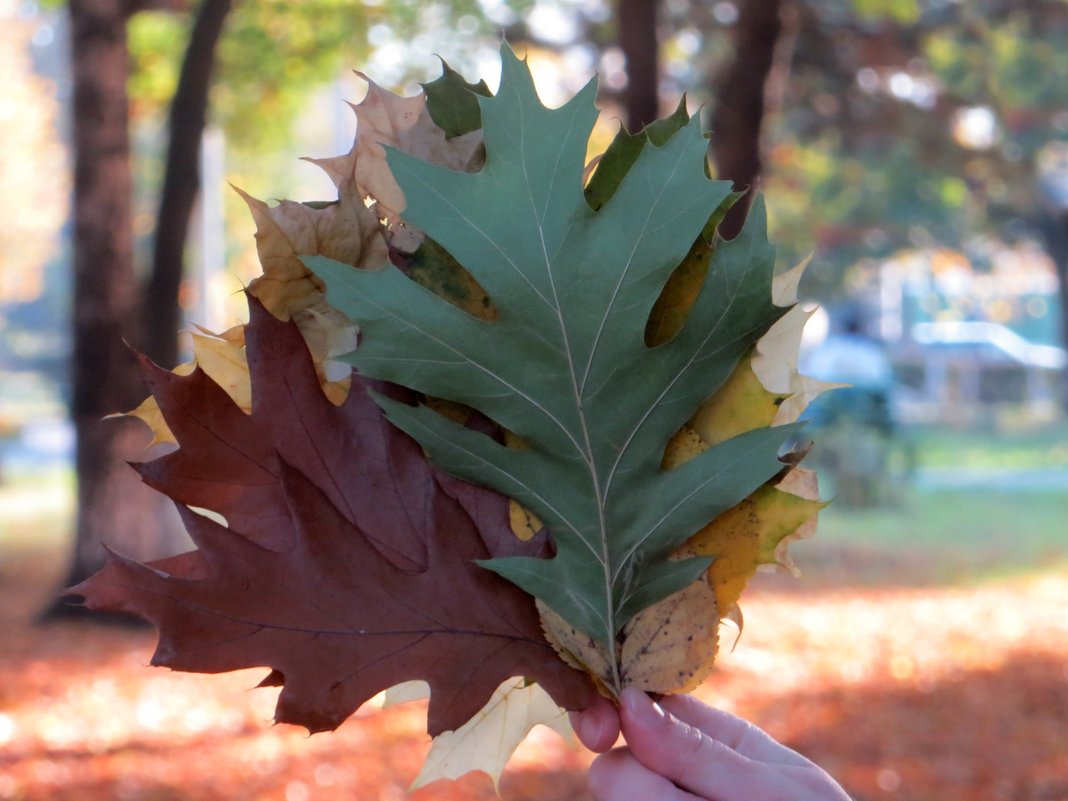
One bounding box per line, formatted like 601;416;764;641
45;0;185;619
710;0;797;238
618;0;660;131
142;0;232;369
1038;211;1068;405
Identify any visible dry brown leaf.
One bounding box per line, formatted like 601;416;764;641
240;189;386;319
238;185;386;396
307;75;484;253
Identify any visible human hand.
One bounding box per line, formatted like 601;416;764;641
570;688;852;801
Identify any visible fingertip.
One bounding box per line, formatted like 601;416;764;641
587;749;630;801
588;749;694;801
587;747;630;791
570;696;621;753
620;687;667;729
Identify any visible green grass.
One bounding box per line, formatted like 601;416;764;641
799;420;1068;584
820;486;1065;552
908;420;1068;471
813;484;1067;584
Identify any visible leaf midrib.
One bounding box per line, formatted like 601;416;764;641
514;99;621;690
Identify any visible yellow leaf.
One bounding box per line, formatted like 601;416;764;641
423;396;472;425
687;353;786;451
537;558;719;697
768;465;822;576
752;304;844;426
402;237;497;321
509;501;543;542
642;257;827;690
115;395;176;447
500;430;545;540
644;236;712;347
658;254;836;457
110;361;195;446
381;681;430;708
618;561;719;694
661;423;709;470
412;678;571;792
688;469;824;616
190;331;251;413
537;600;615;696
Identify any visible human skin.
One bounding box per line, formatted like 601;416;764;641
570;688;853;801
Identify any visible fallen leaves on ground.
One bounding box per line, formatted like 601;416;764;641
3;536;1066;801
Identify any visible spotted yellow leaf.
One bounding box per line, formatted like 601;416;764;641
689;467;825;618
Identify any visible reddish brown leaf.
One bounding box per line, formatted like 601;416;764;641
72;298;594;736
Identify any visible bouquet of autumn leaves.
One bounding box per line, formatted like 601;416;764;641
74;45;837;788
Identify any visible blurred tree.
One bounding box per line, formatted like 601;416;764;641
142;0;231;369
49;0;188;621
710;0;795;238
52;0;504;616
766;1;1068;299
617;0;660;130
613;0;1068;351
525;0;789;239
138;0;496;369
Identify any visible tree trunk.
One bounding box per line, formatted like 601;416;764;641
618;0;660;131
710;0;797;238
142;0;232;369
1038;211;1068;407
45;0;185;620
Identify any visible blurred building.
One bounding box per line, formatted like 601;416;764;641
830;243;1065;423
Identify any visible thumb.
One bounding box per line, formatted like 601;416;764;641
618;688;765;799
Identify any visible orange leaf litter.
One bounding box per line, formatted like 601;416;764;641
2;548;1066;801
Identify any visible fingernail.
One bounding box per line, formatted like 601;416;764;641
576;714;602;745
622;687;665;726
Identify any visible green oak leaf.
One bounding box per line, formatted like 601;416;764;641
421;58;493;139
584;96;690;212
308;45;793;691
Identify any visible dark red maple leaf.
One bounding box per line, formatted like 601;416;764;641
71;298;594;736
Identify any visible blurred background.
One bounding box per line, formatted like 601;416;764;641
0;0;1066;799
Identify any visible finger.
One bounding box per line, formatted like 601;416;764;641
659;694;812;767
587;748;705;801
569;695;621;753
619;688;768;799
